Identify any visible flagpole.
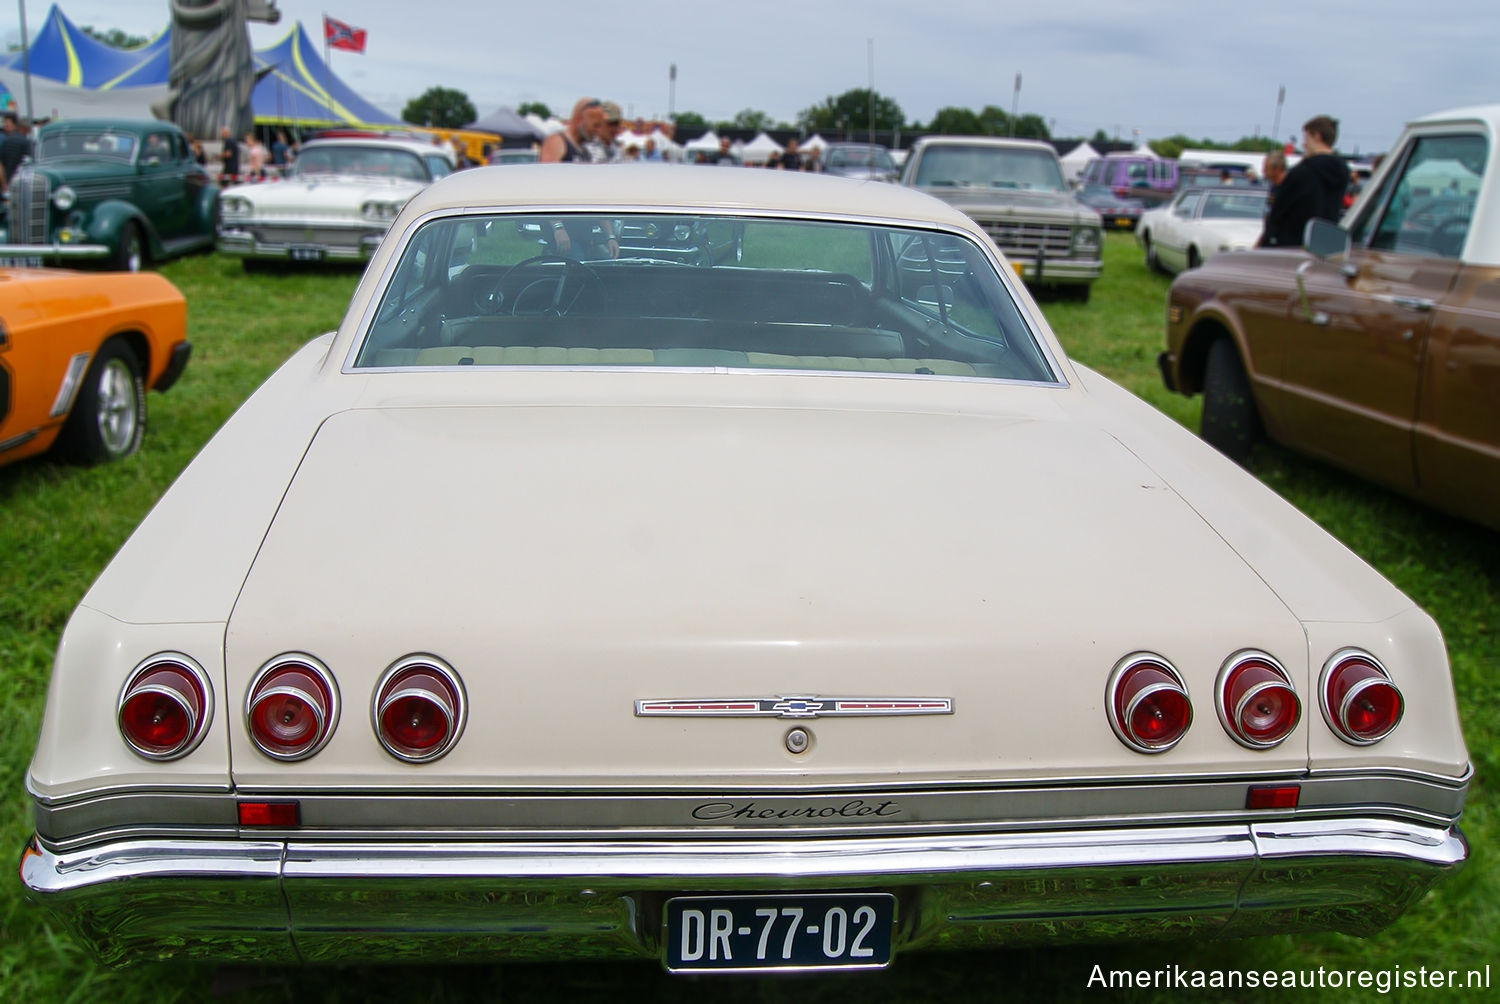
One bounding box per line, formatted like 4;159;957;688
322;12;333;125
18;0;35;122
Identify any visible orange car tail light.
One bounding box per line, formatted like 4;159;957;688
1108;654;1192;753
246;656;339;760
373;656;466;763
1217;652;1301;748
118;655;212;760
1321;650;1403;744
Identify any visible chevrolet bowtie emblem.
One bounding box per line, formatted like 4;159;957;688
634;697;953;719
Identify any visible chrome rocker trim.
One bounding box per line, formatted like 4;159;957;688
21;816;1466;966
0;241;112;260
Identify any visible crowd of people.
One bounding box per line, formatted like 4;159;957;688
535;97;822;169
211;126;297;183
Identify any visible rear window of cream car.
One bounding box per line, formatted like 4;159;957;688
353;212;1059;383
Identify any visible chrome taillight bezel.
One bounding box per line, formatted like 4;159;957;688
1107;653;1193;754
117;652;213;761
244;654;340;761
1214;650;1301;749
371;654;467;763
1319;648;1404;745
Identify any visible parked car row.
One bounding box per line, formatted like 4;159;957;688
5;108;1495;546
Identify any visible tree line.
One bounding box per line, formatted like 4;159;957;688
398;84;1280;155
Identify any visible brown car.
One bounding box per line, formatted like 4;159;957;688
1159;105;1499;532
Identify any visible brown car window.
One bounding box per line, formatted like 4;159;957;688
1353;133;1486;259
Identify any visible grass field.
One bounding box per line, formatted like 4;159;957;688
1;235;1494;1002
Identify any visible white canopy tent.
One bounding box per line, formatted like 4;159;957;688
648;128;683;161
2;75;167;124
739;131;784;165
527;113;564;136
1059;141;1101;182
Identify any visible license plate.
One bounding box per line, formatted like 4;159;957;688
1108;217;1131;228
665;893;894;972
289;246;324;262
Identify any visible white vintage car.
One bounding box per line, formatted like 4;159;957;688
1138;185;1270;273
217;136;454;265
23;166;1469;972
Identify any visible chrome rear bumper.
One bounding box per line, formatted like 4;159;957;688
20;817;1465;966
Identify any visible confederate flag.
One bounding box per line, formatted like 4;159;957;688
324;15;367;53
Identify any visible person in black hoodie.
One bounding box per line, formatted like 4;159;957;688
1257;115;1348;247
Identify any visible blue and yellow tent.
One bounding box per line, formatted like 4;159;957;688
2;5;400;126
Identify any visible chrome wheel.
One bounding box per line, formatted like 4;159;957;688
95;357;141;456
59;338;146;465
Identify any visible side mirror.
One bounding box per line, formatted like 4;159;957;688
1304;218;1351;259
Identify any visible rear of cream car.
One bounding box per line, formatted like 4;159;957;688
21;170;1468;969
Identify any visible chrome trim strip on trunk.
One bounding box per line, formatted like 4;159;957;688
31;770;1469;850
21;817;1466;965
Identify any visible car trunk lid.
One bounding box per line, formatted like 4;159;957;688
225;401;1308;789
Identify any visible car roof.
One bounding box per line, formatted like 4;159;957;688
299;136;442;157
398;163;983;229
39;118;174;134
912;135;1057;154
1409;104;1500;132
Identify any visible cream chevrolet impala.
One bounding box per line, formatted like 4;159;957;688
23;166;1469;972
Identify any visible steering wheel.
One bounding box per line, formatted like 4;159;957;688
497;254;605;316
1429;216;1469;257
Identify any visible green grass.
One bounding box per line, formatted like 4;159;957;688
1;236;1495;1002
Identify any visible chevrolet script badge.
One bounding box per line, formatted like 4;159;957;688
635;697;952;719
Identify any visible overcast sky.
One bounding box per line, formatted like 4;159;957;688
6;0;1495;153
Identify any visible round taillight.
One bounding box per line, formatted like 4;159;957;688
1216;652;1301;749
118;655;212;760
246;656;339;760
1108;654;1192;753
1321;650;1403;745
373;656;465;763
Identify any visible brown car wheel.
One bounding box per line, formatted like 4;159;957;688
1200;337;1261;464
59;338;147;465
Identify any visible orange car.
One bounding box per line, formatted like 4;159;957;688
0;267;190;467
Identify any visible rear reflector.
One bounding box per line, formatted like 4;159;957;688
1246;785;1301;810
238;801;300;827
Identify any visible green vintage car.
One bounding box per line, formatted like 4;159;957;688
0;119;218;271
